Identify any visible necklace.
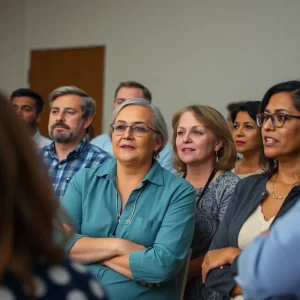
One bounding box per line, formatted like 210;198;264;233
271;173;287;200
116;186;144;224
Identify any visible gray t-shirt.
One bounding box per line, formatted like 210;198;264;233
178;171;240;300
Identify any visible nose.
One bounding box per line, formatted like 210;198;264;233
56;111;66;122
262;115;275;132
122;126;134;139
15;107;22;117
183;132;192;143
236;127;244;137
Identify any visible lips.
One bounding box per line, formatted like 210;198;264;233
182;148;195;152
235;140;246;146
263;136;278;146
120;144;135;149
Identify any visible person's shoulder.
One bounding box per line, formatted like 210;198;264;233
90;133;110;145
220;170;240;184
33;259;107;299
39;143;52;157
160;142;173;154
72;164;101;183
161;167;194;191
87;143;113;159
40;135;52;144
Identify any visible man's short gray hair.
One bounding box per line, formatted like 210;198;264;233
49;86;96;118
111;98;168;153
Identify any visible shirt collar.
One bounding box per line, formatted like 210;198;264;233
47;136;89;159
95;158;164;186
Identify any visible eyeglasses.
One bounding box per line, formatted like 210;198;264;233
110;123;161;136
256;112;300;128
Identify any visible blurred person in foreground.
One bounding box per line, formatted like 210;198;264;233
0;92;107;299
236;199;300;299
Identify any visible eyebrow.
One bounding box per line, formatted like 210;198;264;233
51;107;77;111
177;125;204;130
264;108;290;113
115;120;147;125
234;121;255;125
12;104;33;108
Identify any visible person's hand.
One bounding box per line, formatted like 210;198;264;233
140;282;161;287
117;239;146;256
202;247;241;283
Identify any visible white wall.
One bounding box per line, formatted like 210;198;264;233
3;0;300;135
0;0;26;96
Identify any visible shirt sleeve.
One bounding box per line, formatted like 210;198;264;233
236;201;300;299
129;184;196;283
205;184;239;297
60;170;87;253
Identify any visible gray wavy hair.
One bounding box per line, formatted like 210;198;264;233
111;98;168;154
49;86;96;118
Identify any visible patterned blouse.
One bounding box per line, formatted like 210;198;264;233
178;171;240;300
0;259;107;300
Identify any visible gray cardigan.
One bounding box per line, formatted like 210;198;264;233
205;173;300;300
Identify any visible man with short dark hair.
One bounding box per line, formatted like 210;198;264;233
91;81;174;172
10;88;51;148
40;86;111;201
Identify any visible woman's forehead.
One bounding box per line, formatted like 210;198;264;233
116;105;153;124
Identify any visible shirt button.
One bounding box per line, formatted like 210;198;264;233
58;164;61;168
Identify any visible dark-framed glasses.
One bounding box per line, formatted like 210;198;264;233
256;112;300;128
110;123;161;136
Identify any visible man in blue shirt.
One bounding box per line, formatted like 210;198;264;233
91;81;174;172
40;86;111;201
10;88;52;148
236;200;300;299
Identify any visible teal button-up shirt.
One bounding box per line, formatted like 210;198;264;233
61;159;195;300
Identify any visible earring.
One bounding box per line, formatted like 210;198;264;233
215;151;219;163
153;149;158;159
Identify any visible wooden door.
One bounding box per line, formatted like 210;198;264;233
29;46;105;139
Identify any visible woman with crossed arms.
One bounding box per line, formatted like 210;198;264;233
61;98;196;300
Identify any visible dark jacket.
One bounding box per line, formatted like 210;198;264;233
205;173;300;300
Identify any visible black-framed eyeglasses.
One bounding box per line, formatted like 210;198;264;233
256;112;300;128
110;123;161;136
